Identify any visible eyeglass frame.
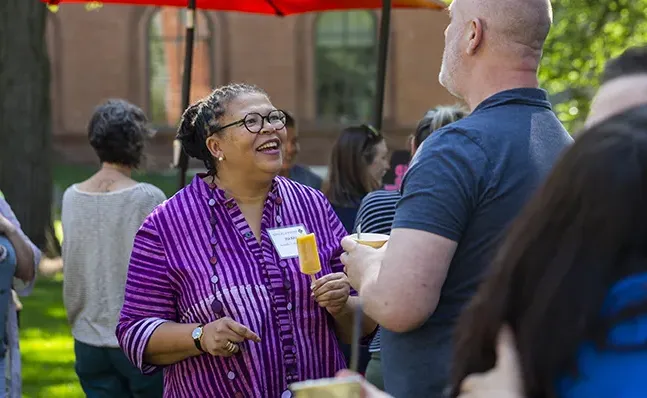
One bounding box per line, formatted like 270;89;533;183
210;109;287;135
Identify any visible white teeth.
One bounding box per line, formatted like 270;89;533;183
257;141;279;151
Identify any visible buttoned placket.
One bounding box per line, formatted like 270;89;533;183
207;183;299;395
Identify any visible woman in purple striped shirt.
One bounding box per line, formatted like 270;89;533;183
116;83;376;398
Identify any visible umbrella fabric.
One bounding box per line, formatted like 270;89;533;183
44;0;446;15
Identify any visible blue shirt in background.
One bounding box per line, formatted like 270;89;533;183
558;271;647;398
382;88;573;397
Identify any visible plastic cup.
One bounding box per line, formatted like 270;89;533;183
289;376;362;397
348;233;389;249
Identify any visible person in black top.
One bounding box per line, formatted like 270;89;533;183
323;123;390;373
323;124;390;234
279;111;323;189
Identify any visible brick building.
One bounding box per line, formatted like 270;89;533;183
46;4;455;171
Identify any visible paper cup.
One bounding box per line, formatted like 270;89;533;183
289;376;362;397
348;233;389;249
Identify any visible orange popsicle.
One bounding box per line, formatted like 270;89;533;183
296;233;322;282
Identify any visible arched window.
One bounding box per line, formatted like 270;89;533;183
315;11;377;123
148;8;214;128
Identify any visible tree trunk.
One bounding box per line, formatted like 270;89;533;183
0;1;52;249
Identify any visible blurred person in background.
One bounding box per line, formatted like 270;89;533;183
586;46;647;128
279;111;323;189
323;124;390;234
323;123;390;374
452;105;647;398
62;99;166;397
0;197;39;398
356;105;467;390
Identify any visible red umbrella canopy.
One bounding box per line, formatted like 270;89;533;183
44;0;447;15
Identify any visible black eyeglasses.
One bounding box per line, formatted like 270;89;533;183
214;109;287;134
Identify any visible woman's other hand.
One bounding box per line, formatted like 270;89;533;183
312;272;351;316
457;325;523;398
201;317;261;357
336;370;393;398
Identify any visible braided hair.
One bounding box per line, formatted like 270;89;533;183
176;83;267;175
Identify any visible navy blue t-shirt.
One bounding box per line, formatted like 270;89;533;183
381;88;573;397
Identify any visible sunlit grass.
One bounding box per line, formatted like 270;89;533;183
20;276;84;398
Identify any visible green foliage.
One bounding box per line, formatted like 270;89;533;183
540;0;647;131
21;275;84;398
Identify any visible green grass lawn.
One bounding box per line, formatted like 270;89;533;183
20;274;84;398
18;163;181;397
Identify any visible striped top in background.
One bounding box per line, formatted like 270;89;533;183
353;189;401;353
116;175;349;398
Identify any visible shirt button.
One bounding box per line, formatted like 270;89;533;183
291;346;297;353
244;232;252;239
281;390;292;398
211;299;224;314
208;198;216;207
210;217;217;225
279;261;287;268
275;197;283;205
226;202;235;209
209;256;217;265
210;236;217;245
227;371;236;380
287;303;293;311
276;215;282;224
283;280;291;290
210;275;219;284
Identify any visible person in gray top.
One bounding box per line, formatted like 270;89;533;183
341;0;573;396
61;100;166;397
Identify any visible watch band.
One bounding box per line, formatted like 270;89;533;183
193;324;205;353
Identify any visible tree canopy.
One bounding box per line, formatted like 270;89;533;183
540;0;647;131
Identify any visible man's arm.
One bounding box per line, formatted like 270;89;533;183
358;229;456;332
345;129;489;333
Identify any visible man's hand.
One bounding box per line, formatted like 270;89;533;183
312;272;350;316
340;237;387;292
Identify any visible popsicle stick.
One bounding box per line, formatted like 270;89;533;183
310;274;316;283
349;302;363;372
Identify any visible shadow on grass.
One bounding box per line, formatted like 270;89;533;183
20;274;84;398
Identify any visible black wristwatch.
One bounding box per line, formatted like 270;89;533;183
192;324;205;353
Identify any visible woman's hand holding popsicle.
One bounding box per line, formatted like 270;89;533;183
311;272;351;316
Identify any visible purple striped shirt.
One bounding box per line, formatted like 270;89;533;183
117;175;349;398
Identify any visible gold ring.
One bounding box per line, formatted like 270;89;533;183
225;341;237;353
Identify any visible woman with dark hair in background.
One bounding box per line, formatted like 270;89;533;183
62;99;166;397
323;124;390;233
356;105;467;390
451;105;647;398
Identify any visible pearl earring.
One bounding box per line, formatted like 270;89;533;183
217;155;224;162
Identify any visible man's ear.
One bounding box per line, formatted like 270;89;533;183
466;18;483;55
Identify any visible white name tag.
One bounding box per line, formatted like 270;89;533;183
267;225;308;259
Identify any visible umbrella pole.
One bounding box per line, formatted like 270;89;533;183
373;0;392;131
174;0;197;190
